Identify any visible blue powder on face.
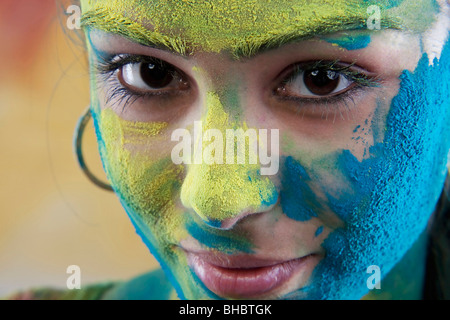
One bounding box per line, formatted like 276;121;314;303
248;170;279;208
280;156;321;221
363;0;406;9
324;35;372;51
315;226;324;237
282;39;450;299
185;218;254;254
260;185;279;207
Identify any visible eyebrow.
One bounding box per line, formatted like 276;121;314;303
81;6;404;59
81;8;190;55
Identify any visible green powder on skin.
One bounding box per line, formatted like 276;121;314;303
98;108;187;243
80;0;438;58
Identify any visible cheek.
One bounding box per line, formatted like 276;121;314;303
321;47;450;298
279;40;450;299
356;39;450;230
283;40;450;231
93;108;187;244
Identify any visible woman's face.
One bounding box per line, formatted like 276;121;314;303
82;0;450;299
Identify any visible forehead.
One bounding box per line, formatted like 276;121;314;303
80;0;439;55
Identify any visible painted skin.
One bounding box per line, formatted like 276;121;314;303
81;0;450;299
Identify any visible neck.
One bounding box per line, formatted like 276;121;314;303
363;229;429;300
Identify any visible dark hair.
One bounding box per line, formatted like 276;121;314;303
424;173;450;299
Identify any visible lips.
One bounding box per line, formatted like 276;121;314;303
186;251;316;298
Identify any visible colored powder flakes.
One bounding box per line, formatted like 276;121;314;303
180;92;277;226
81;0;438;57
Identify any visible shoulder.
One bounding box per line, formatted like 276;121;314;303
5;282;116;300
4;268;174;300
102;268;175;300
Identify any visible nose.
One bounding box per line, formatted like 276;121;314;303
180;92;278;229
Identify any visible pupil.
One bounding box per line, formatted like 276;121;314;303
304;69;340;96
140;62;174;88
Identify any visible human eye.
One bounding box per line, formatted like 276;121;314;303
94;53;190;108
274;60;380;119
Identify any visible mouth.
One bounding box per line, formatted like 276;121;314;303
186;251;318;299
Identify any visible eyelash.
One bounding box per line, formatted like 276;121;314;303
94;54;183;111
94;54;381;116
275;61;381;119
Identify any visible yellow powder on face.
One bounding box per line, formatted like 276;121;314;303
121;119;168;136
80;0;437;57
180;92;277;224
98;108;186;242
80;0;368;56
120;116;168;145
98;109;199;296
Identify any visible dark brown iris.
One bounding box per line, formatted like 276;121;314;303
303;69;340;96
140;62;174;88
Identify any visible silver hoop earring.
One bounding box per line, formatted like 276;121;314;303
74;107;114;192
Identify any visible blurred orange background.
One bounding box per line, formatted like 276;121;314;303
0;0;158;296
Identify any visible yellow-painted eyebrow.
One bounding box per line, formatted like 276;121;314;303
81;7;190;55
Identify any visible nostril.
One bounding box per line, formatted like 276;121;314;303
189;208;259;230
197;210;263;230
205;194;280;230
219;211;260;230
